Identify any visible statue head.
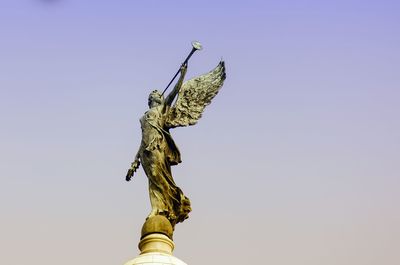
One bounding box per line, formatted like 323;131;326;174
148;90;164;108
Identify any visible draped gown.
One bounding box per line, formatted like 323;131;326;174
138;103;191;228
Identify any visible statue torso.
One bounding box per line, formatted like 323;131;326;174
139;104;181;164
140;105;166;151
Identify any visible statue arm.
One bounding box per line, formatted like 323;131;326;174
165;63;187;106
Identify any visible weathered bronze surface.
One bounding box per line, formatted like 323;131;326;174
141;215;173;240
126;44;226;230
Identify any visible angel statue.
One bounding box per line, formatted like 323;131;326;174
125;43;226;229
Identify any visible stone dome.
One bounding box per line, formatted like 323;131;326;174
124;252;187;265
124;231;187;265
124;217;187;265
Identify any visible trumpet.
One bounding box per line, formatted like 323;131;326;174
161;41;202;96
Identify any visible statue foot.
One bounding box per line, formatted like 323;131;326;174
146;211;157;220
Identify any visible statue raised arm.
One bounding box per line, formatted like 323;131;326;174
165;63;187;106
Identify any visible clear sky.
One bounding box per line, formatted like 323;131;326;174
1;1;399;264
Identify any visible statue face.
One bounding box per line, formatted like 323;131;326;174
148;90;164;108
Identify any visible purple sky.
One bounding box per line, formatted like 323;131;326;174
1;1;399;264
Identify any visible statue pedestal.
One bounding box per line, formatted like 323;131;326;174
124;233;187;265
124;216;188;265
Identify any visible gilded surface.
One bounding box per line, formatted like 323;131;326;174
126;61;226;228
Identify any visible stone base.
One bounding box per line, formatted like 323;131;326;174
124;252;187;265
124;233;187;265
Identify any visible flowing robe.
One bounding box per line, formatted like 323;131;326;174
139;104;191;227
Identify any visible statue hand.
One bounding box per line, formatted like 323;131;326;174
125;168;133;181
125;160;140;182
180;63;187;74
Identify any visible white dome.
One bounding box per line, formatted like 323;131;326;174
124;233;187;265
124;252;187;265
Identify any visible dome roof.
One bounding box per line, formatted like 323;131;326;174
124;218;187;265
124;252;187;265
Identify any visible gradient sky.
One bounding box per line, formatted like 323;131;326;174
1;1;399;264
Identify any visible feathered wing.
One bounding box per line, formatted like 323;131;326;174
165;61;226;128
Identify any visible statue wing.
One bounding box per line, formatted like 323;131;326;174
166;61;226;128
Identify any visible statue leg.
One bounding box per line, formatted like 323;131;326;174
147;179;165;219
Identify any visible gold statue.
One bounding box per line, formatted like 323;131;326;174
126;42;226;229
